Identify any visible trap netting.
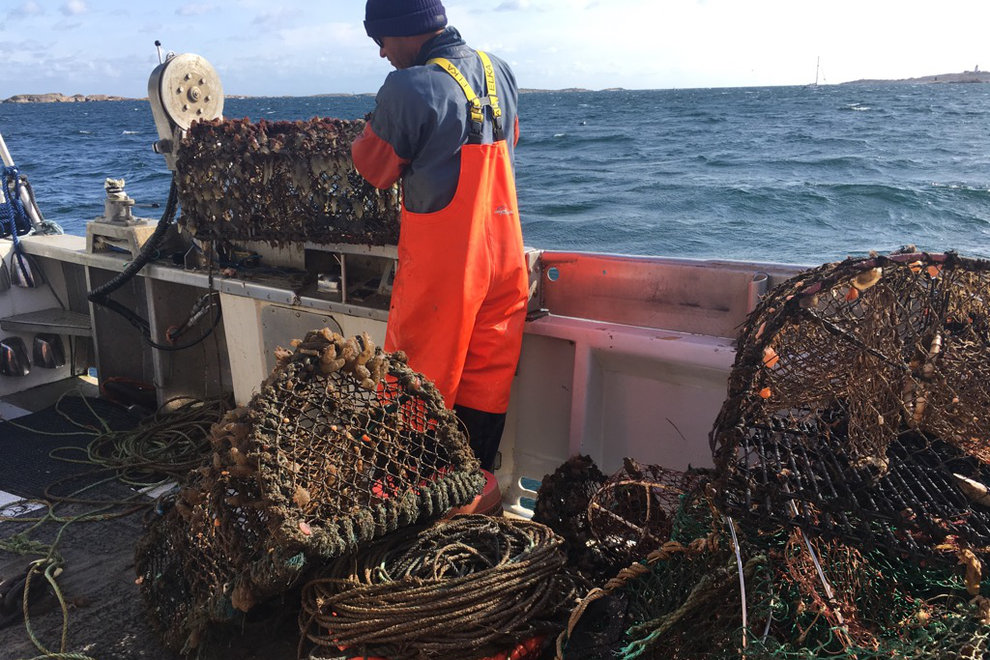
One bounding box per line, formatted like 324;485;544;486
533;456;702;583
532;455;609;579
135;328;484;654
555;484;990;659
711;251;990;559
300;514;585;660
176;117;400;245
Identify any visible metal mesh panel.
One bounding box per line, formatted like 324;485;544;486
176;117;401;245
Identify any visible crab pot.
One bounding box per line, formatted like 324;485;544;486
711;251;990;561
175;117;400;246
135;329;484;654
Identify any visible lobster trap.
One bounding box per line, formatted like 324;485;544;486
533;456;704;583
135;329;484;654
711;251;990;560
175;117;400;246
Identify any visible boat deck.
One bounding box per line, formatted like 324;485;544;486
0;379;303;660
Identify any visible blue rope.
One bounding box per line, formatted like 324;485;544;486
2;165;38;286
1;165;33;239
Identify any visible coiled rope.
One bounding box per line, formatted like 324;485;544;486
0;165;34;236
299;515;581;660
49;395;228;491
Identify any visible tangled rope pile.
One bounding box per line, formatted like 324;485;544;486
176;117;400;246
300;515;583;659
73;396;228;488
135;329;484;654
0;394;225;660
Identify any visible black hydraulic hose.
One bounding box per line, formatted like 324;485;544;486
87;176;222;352
89;175;179;304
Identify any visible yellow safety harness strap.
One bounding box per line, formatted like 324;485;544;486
477;51;502;122
428;56;485;125
428;51;505;143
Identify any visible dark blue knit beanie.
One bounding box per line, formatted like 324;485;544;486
364;0;447;38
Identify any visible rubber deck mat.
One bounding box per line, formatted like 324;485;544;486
0;396;142;499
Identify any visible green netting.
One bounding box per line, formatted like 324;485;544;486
555;477;990;659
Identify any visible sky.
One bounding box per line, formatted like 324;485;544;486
2;0;990;97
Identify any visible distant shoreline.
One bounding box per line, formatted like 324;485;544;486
5;71;990;103
2;93;135;104
842;70;990;85
1;89;620;104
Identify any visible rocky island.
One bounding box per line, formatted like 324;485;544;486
2;93;134;103
844;69;990;84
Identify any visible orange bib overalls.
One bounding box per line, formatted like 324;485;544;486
384;51;528;415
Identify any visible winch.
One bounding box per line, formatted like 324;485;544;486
86;47;225;256
147;48;224;171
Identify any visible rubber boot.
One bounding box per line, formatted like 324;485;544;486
454;405;506;472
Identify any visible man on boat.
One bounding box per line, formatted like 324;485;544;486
352;0;528;472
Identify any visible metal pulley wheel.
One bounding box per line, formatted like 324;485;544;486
152;53;224;130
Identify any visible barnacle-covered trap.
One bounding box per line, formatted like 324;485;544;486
532;455;610;579
176;117;400;246
533;456;703;582
134;329;484;654
712;250;990;559
300;514;585;660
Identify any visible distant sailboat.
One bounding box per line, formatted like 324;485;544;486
808;57;823;88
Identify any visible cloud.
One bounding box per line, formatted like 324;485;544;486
176;4;216;16
251;7;303;28
53;19;83;30
495;0;530;9
5;1;43;21
60;0;86;16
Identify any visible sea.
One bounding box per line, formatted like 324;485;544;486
3;83;990;266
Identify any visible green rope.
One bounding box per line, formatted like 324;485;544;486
1;394;227;660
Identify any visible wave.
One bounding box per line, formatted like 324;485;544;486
7;87;990;263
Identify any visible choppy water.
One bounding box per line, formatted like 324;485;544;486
3;84;990;266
